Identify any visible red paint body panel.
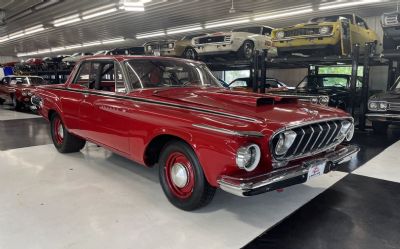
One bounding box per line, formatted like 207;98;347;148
34;56;351;187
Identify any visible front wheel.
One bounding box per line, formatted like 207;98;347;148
182;47;198;60
159;141;216;211
239;40;255;60
11;95;23;111
50;114;86;153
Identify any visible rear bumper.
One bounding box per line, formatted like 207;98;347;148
366;113;400;123
217;144;359;197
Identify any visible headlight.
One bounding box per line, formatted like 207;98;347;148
22;92;27;96
319;96;329;106
339;120;354;141
368;102;378;110
319;26;331;35
346;124;355;141
379;102;388;110
368;101;387;111
236;144;261;172
27;92;33;96
310;97;318;104
147;45;152;50
275;130;297;156
276;31;285;39
168;43;174;49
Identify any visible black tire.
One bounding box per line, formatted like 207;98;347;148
11;95;23;111
277;48;291;58
182;47;198;60
50;113;86;153
159;140;216;211
372;121;388;134
239;40;255;60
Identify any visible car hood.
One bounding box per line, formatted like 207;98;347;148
134;87;349;131
282;21;337;29
370;91;400;102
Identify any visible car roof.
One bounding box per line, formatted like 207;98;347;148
79;55;204;64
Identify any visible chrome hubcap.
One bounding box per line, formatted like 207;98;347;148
58;125;64;138
170;163;188;188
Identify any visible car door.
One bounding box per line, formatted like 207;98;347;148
79;60;130;155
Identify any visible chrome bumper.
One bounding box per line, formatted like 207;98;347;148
217;144;360;197
366;113;400;121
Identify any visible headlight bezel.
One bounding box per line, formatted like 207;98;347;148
274;130;297;157
319;26;332;35
368;101;388;112
319;96;330;106
236;144;261;172
276;31;285;39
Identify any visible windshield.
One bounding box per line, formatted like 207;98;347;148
392;77;400;91
125;59;222;89
297;76;350;89
232;27;261;34
309;15;352;23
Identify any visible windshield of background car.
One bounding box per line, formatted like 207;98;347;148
392;77;400;90
232;27;261;34
125;59;222;89
309;15;352;23
297;76;349;89
29;77;45;85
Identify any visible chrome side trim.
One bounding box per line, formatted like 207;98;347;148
192;124;264;138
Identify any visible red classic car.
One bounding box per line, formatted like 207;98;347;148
0;75;46;110
32;55;359;210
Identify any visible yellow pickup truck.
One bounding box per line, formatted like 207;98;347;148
272;14;380;56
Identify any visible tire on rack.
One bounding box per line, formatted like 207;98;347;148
159;140;216;211
50;113;86;153
372;121;389;134
238;40;255;60
182;47;198;60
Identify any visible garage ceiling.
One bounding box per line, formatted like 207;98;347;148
0;0;399;57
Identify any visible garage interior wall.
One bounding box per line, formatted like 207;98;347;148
0;56;18;64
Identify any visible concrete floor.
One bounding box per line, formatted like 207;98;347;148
0;107;399;249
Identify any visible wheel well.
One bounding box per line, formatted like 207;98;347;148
48;109;57;120
144;134;188;167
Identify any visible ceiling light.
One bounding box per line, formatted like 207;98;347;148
136;31;165;39
120;0;146;11
82;5;118;20
205;18;250;29
167;25;203;35
82;41;102;47
0;36;9;43
319;0;383;10
51;47;66;52
102;38;126;44
65;44;83;50
53;14;81;27
8;31;24;39
253;8;313;21
121;6;145;11
37;49;51;54
24;24;45;35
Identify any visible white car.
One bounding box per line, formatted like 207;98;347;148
62;52;93;64
192;26;277;60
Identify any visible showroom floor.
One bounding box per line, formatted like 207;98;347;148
0;106;399;249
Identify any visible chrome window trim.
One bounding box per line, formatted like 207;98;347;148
192;124;264;138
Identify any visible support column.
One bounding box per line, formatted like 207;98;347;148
359;42;374;131
259;50;267;94
349;44;360;118
252;50;260;93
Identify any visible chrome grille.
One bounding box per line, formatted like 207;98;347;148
388;102;400;111
197;36;225;44
384;14;399;26
284;28;321;37
271;119;349;161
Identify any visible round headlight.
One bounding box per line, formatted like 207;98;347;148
168;43;174;49
276;31;285;39
340;120;352;134
275;130;297;156
147;45;152;50
22;92;27;96
319;26;331;35
310;97;318;104
346;124;355;141
236;144;261;172
27;92;33;96
368;102;378;110
379;102;388;110
319;96;329;106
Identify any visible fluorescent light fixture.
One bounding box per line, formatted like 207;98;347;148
17;52;27;57
120;0;145;11
102;38;125;44
24;24;45;35
51;47;66;52
8;31;24;39
65;44;83;50
121;6;145;11
205;18;250;29
37;49;51;54
254;8;313;21
167;24;203;35
136;31;165;39
53;14;81;27
0;36;9;43
82;41;102;47
82;6;118;20
319;0;383;10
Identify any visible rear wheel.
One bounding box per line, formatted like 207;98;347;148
182;47;198;60
372;121;388;134
239;40;255;60
50;114;86;153
159;141;215;211
11;95;23;111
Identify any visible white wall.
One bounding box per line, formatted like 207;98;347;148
0;56;18;64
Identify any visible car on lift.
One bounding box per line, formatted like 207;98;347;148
0;75;46;110
144;34;207;60
43;55;71;70
366;76;400;133
273;74;363;109
62;52;93;68
32;55;359;211
192;26;276;60
272;14;380;57
228;77;294;92
381;11;400;53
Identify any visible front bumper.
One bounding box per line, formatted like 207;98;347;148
366;113;400;123
194;42;241;55
218;144;359;197
274;35;338;49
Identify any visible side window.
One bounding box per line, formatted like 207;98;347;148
356;16;368;29
115;63;126;93
73;62;91;88
266;80;279;88
262;27;272;36
95;61;116;92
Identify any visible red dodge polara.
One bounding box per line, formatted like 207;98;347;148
32;55;359;210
